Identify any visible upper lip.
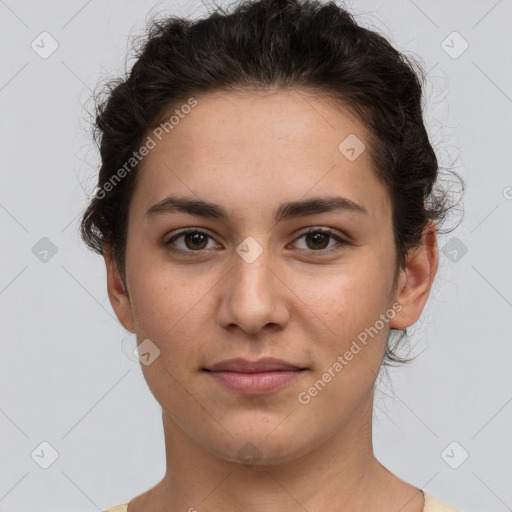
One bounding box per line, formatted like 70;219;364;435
205;357;305;373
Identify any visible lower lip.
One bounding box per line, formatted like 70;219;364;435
206;370;304;394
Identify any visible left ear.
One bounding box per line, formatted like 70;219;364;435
389;219;439;330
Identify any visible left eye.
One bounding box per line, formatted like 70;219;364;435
291;229;346;252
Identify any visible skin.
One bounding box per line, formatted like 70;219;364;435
104;89;438;512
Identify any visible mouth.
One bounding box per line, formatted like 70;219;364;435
202;357;307;395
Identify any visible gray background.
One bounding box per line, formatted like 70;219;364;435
1;0;511;511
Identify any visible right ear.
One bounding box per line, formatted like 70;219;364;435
103;245;135;333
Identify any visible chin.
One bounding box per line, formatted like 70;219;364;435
200;427;314;468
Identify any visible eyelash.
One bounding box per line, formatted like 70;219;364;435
164;227;350;256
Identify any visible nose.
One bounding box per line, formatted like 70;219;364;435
216;246;290;336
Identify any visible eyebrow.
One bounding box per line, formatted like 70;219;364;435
144;195;368;222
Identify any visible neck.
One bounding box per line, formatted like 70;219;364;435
129;394;424;512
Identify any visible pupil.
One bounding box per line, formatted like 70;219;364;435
308;232;328;249
187;232;207;250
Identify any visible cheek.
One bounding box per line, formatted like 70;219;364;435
128;266;216;372
294;267;392;416
292;255;392;329
129;273;207;410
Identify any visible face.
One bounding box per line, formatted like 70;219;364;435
105;89;437;465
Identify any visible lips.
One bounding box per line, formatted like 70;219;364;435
203;357;307;395
205;357;305;373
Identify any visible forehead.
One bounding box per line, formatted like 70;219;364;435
129;89;391;225
150;88;367;160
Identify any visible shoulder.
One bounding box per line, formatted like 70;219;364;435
102;505;128;512
101;494;464;512
423;491;462;511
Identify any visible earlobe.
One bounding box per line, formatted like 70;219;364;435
389;220;439;330
103;245;136;333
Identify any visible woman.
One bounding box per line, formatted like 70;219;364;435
80;0;463;510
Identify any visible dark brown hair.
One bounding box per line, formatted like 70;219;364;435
79;0;463;366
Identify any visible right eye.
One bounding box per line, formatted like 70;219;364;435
164;228;221;254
